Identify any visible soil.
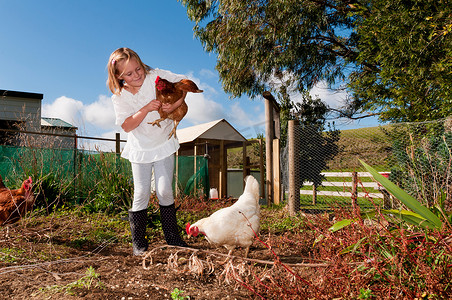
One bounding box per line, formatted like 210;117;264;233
0;209;312;300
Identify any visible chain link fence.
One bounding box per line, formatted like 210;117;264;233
282;118;452;213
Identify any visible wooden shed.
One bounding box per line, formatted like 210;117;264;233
0;90;42;144
176;119;262;199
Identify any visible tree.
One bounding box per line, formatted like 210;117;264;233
289;94;340;187
348;0;452;122
180;0;452;122
180;0;358;97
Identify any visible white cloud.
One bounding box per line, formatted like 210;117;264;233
42;94;122;140
226;102;265;138
41;73;267;148
84;95;117;129
308;81;348;109
186;71;218;95
199;68;217;79
42;96;85;127
184;92;225;125
265;70;349;109
78;129;127;152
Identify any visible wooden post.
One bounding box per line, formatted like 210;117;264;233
175;150;179;198
351;171;358;209
219;140;227;198
264;95;274;205
288;120;300;216
312;184;317;205
259;138;265;200
242;141;247;188
273;138;281;205
382;189;392;209
194;144;199;197
115;132;121;155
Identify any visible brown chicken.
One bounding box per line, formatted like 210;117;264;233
0;175;34;225
148;76;203;139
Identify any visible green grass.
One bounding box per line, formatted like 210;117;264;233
299;195;383;208
35;266;104;296
0;247;25;263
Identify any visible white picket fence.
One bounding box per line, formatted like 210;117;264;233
301;172;389;199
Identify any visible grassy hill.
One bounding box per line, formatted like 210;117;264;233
327;126;392;171
228;125;393;171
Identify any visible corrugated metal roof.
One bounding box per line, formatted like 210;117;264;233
41;117;77;128
176;119;247;144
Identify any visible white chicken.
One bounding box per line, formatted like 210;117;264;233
186;175;260;259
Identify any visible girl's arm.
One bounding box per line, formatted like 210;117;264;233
121;99;161;132
161;91;187;113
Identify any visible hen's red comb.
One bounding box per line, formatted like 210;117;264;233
155;76;160;84
185;223;191;235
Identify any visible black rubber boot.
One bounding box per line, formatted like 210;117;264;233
159;203;188;247
128;209;149;256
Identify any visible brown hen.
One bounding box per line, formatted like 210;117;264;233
0;175;34;225
148;76;203;139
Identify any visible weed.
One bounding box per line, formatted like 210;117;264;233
171;288;190;300
358;288;374;299
36;266;104;296
0;247;25;263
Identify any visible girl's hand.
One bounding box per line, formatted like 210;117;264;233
146;99;161;112
161;102;175;113
162;91;187;113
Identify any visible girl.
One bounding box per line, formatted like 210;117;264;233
107;47;188;256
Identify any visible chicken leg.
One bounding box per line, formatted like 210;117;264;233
149;118;165;128
168;120;180;139
218;248;234;265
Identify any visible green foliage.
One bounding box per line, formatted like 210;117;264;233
0;247;25;263
171;288;190;300
79;152;133;214
180;0;357;98
361;160;443;229
262;214;306;234
326;176;452;298
180;0;452;122
37;266;104;296
282;91;341;187
358;288;375;299
330;160;446;232
34;173;75;212
350;0;452;122
384;120;452;208
297;124;341;187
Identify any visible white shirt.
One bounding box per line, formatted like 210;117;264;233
112;69;186;163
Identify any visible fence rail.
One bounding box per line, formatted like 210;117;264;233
300;171;389;200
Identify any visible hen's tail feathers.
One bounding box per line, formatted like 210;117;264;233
175;79;203;93
243;175;260;203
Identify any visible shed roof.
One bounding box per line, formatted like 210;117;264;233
41;117;77;129
177;119;247;144
0;89;43;100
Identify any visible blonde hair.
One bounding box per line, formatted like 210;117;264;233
106;47;151;95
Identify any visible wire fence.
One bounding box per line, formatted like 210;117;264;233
2;117;452;214
0;129;209;213
282;118;452;213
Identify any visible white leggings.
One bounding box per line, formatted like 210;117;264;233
130;154;175;211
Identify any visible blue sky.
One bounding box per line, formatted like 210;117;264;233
1;0;379;150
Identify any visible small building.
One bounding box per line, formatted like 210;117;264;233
41;117;78;149
176;119;264;199
0;90;42;145
0;89;77;148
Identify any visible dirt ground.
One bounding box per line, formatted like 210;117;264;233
0;209;311;300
